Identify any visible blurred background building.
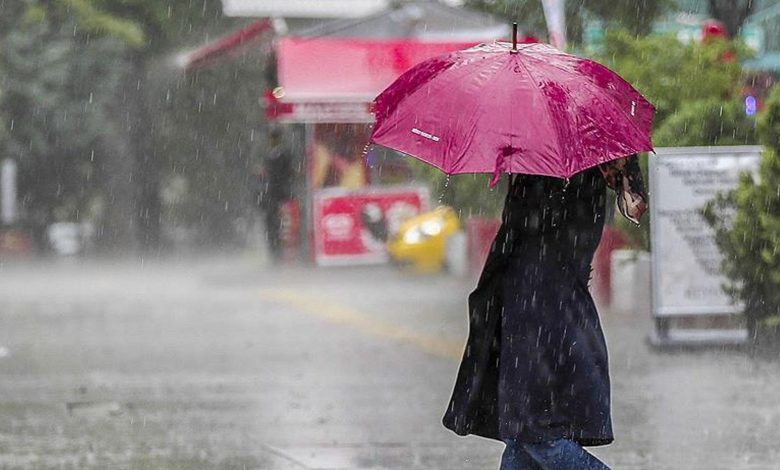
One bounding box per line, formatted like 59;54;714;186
2;0;780;273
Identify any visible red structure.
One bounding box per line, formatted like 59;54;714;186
183;19;274;71
466;217;501;277
701;19;728;42
279;200;301;264
591;227;629;308
181;4;509;265
269;37;488;122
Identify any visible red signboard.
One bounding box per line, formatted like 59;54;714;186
274;37;482;109
313;185;429;265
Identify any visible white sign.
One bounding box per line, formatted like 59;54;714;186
275;101;374;123
1;159;17;225
650;146;762;316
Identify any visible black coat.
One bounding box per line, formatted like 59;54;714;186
442;167;613;447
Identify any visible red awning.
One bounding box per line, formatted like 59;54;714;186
180;24;503;122
277;37;483;101
182;19;274;71
271;37;486;122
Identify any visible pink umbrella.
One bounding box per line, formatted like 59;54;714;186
370;31;655;186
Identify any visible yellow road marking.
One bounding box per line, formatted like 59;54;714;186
259;288;463;360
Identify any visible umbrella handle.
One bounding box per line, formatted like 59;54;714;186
511;23;518;53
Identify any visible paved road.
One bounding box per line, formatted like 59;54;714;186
0;256;778;469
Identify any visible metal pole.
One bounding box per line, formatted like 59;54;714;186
302;122;314;264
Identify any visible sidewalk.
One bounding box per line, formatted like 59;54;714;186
0;256;777;469
249;263;780;470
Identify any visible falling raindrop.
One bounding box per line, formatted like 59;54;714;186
438;174;451;204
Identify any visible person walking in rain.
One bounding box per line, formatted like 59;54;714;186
367;34;654;469
442;156;647;470
257;128;294;262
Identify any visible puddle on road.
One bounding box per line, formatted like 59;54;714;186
65;400;126;418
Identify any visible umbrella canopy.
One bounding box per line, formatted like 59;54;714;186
370;41;655;183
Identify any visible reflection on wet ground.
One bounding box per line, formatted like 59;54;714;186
0;257;777;469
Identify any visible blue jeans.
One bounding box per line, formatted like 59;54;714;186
500;439;611;470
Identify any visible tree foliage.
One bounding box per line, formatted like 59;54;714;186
598;30;747;126
1;0;274;251
703;86;780;349
26;0;145;47
594;31;757;247
27;0;222;50
159;50;275;246
0;3;131;247
653;98;757;147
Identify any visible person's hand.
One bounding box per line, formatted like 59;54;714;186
617;178;647;225
600;154;648;225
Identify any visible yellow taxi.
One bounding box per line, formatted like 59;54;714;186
387;206;460;273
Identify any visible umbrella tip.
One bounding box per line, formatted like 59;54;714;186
511;23;518;53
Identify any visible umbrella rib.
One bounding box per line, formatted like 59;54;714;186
513;53;568;178
526;53;654;161
444;54;508;173
376;52;501;173
456;54;514;174
577;59;655;157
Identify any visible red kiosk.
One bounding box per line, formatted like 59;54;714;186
271;37;498;265
184;2;508;265
268;3;507;265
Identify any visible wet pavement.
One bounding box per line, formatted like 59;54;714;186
0;256;778;469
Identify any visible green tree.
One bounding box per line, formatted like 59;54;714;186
5;0;271;252
27;0;227;252
653;98;757;147
160;49;275;246
703;86;780;352
595;31;757;247
598;30;746;126
0;2;131;248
